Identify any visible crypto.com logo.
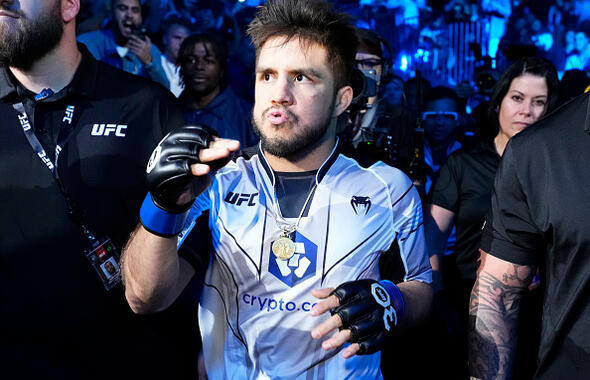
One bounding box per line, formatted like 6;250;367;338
268;232;317;287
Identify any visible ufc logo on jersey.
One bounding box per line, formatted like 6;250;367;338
91;124;127;137
224;192;258;206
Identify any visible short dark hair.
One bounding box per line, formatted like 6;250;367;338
162;14;193;35
246;0;358;90
357;28;383;58
110;0;147;18
177;32;229;88
425;86;458;106
486;56;559;138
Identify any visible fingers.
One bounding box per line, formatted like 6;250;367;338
311;315;359;359
311;313;342;339
310;287;340;338
310;289;338;317
197;138;240;163
341;343;361;359
209;137;240;152
190;163;210;176
127;38;145;51
319;328;352;351
189;138;240;176
309;287;359;359
128;35;146;46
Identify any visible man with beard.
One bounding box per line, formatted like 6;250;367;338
122;0;432;378
78;0;169;87
178;32;257;147
0;0;200;378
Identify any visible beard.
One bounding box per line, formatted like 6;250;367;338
0;2;63;70
253;102;335;159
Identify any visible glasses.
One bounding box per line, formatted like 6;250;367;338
355;58;383;70
422;111;458;121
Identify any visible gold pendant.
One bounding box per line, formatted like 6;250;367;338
272;236;296;260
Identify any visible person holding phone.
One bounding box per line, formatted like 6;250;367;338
78;0;169;87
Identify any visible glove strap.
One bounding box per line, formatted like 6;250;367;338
140;192;190;237
379;280;405;323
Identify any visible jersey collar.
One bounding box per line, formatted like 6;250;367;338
257;138;342;186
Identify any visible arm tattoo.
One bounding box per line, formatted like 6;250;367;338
468;264;535;380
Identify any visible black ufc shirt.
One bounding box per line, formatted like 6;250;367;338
0;46;198;379
481;93;590;379
430;139;500;280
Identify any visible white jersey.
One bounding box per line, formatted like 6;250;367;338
179;144;432;379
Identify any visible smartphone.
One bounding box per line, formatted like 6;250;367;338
130;25;147;40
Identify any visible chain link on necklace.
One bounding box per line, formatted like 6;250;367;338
271;182;317;260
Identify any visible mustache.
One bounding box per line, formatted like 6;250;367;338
0;6;21;15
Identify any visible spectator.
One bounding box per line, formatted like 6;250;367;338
575;29;590;69
77;0;109;34
403;76;432;113
78;0;169;87
178;33;257;147
559;69;590;105
426;57;559;379
422;86;462;194
160;15;191;97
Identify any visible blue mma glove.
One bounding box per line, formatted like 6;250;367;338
140;125;216;237
330;279;405;355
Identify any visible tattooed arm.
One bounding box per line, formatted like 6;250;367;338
468;249;536;380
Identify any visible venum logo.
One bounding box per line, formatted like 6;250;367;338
224;192;258;207
269;232;317;287
351;196;371;215
91;124;127;137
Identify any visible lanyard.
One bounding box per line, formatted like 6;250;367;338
13;101;99;245
13;102;75;179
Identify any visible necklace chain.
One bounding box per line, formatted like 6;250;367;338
272;182;318;235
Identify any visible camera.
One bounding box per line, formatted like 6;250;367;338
349;68;378;111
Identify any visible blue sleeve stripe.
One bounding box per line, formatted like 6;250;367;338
139;193;189;237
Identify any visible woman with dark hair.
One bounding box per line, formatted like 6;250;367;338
424;56;558;378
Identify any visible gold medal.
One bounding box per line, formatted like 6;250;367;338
270;182;317;261
272;236;296;260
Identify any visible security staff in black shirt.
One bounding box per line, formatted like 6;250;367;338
0;1;198;378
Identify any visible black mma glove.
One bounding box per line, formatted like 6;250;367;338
140;125;216;237
330;279;405;355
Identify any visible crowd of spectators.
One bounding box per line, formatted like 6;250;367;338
74;0;590;111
